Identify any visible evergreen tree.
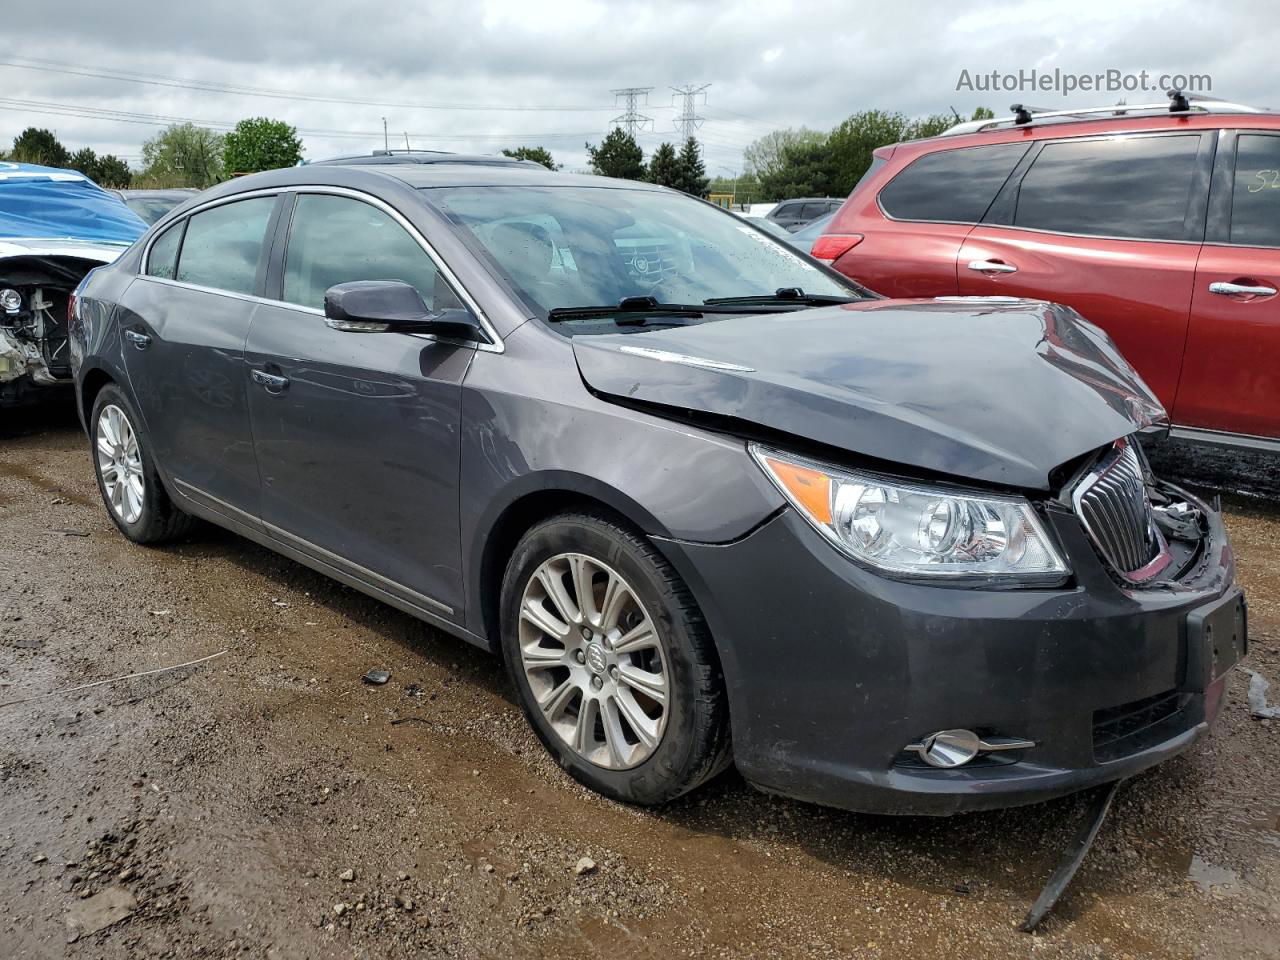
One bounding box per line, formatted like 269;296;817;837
68;147;102;182
645;142;680;188
10;127;69;168
674;138;709;198
95;155;132;189
585;128;645;180
501;146;560;170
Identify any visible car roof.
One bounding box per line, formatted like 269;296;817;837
308;149;541;168
117;188;199;198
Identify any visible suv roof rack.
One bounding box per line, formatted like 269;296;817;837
940;91;1271;137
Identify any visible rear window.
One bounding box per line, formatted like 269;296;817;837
176;197;275;296
1230;134;1280;247
878;142;1029;223
1012;134;1201;241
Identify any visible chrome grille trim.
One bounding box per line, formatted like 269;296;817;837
1072;437;1171;582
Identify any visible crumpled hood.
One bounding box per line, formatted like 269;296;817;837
571;298;1165;491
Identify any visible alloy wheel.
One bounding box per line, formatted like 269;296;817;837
518;553;669;769
95;403;145;524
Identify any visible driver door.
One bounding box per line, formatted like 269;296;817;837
244;191;474;621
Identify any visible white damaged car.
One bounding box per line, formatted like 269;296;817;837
1;162;146;407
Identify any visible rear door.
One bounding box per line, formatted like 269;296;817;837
840;141;1030;297
958;132;1212;408
1175;130;1280;440
119;193;280;519
244;190;475;620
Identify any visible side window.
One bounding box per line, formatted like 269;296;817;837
176;197;276;295
771;202;798;220
1229;134;1280;247
879;142;1029;223
145;221;183;280
1013;135;1201;241
799;203;827;220
283;194;444;311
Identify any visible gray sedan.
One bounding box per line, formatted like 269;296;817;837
70;158;1243;815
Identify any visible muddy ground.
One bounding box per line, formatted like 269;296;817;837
2;407;1279;960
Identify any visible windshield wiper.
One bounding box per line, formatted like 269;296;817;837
547;296;705;324
703;287;861;307
546;295;794;324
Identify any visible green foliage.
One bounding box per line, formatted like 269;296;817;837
223;117;302;174
141;123;225;188
585;128;645;180
674;138;709;198
753;107;993;201
742;127;826;180
68;147;101;180
645;142;680;188
971;106;995;121
500;146;560;170
96;154;133;189
10;127;69;168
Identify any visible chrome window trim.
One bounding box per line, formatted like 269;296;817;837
876;130;1207;243
138;184;504;354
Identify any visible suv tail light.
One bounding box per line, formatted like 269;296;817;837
810;234;863;262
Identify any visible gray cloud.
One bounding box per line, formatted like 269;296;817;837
0;0;1270;175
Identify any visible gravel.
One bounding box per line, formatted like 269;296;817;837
2;406;1278;959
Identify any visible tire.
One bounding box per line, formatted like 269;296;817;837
500;510;730;805
89;383;195;544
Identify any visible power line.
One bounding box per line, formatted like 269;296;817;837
0;56;617;113
610;87;653;137
0;97;600;143
670;83;710;142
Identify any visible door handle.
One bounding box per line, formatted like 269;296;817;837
123;329;152;349
1209;281;1277;297
251;368;290;393
967;259;1018;274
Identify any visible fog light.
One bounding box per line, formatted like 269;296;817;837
0;288;20;314
906;729;1036;768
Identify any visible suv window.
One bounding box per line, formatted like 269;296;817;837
879;142;1029;223
1013;134;1201;241
145;221;183;280
799;202;827;220
176;197;275;295
1230;134;1280;247
283;194;443;310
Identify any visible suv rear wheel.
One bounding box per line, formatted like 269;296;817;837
500;511;730;804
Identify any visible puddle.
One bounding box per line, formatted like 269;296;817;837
1189;856;1242;898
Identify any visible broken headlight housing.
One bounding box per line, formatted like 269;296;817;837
751;444;1067;580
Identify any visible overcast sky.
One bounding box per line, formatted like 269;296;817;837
1;0;1273;176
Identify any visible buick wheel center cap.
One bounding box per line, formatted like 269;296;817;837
585;642;608;674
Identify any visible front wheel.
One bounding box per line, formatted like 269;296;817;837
500;511;730;805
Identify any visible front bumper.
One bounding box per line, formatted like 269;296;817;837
657;497;1240;815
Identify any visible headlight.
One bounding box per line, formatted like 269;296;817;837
751;444;1067;580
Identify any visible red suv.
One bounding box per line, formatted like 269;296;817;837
816;96;1280;451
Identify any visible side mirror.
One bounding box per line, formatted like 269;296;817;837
323;280;485;341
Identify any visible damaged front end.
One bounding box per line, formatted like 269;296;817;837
0;244;120;406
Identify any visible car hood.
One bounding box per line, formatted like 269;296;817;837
0;237;127;264
570;297;1165;491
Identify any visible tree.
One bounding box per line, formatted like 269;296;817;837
10;127;69;168
501;146;560;170
674;138;709;198
585;128;645;180
971;106;995;121
645;142;680;188
742;127;825;180
96;155;132;189
140;123;225;188
68;147;102;182
223;117;302;174
758;140;843;200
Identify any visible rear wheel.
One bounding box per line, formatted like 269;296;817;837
90;384;195;544
500;511;730;805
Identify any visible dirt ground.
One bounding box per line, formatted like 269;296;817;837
2;407;1279;960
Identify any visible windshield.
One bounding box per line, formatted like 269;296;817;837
423;186;861;323
125;197;184;225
